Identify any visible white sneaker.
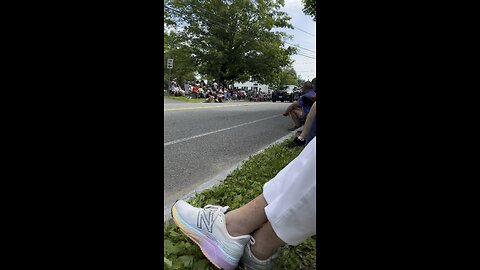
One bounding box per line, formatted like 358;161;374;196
171;200;251;270
239;238;279;270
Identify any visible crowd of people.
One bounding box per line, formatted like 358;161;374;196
168;79;273;103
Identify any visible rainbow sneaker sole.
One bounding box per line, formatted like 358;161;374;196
171;200;250;270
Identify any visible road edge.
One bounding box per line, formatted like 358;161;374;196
163;128;300;222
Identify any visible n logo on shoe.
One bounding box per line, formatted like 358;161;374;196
197;210;214;233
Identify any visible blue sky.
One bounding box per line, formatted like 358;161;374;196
277;0;316;81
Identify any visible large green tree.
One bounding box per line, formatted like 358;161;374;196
165;0;297;85
297;75;305;86
275;66;298;86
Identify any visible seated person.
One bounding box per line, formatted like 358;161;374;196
288;102;316;147
283;81;315;131
217;90;224;103
178;87;185;97
192;84;199;98
205;90;215;103
289;77;317;147
212;91;219;103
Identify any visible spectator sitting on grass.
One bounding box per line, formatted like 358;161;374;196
217;89;224;103
177;87;185;97
169;80;177;96
212;90;219;103
192;84;199;98
172;136;316;270
205;89;215;103
282;81;314;131
288;101;316;148
288;77;317;147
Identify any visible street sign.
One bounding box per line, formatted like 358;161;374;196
167;59;173;69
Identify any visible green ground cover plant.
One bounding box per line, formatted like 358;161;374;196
164;139;316;269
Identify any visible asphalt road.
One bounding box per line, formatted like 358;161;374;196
164;99;294;206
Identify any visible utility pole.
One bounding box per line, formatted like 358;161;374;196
168;67;172;95
167;40;173;96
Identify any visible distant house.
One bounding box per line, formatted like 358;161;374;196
233;80;271;94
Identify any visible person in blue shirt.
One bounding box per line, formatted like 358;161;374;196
282;81;316;131
298;83;316;115
288;77;317;147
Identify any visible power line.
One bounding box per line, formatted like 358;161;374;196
165;4;319;64
166;4;282;42
175;0;310;39
165;5;254;37
165;4;316;56
284;41;316;54
166;1;317;50
165;3;261;37
296;53;316;59
292;25;315;37
169;0;317;40
168;1;233;27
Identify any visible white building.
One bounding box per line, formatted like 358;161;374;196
233;80;273;94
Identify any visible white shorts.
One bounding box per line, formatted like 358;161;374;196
263;136;316;245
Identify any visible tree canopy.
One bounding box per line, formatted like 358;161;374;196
277;66;298;86
301;0;316;21
164;31;197;89
164;0;297;86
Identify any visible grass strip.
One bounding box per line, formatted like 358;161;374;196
164;96;207;103
164;138;316;269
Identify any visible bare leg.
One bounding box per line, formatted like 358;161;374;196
283;102;301;116
299;102;316;139
225;195;285;259
225;194;268;237
251;222;286;260
283;103;295;116
290;108;302;127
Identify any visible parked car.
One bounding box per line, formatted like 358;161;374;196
272;85;298;102
292;89;301;101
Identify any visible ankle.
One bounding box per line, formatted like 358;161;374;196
250;244;277;261
225;214;246;237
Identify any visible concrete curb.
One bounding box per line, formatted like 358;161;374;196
163;127;301;222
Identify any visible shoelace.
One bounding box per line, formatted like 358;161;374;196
203;205;229;224
249;237;256;246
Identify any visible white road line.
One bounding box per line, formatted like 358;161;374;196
164;115;280;147
163;128;300;220
164;103;261;111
